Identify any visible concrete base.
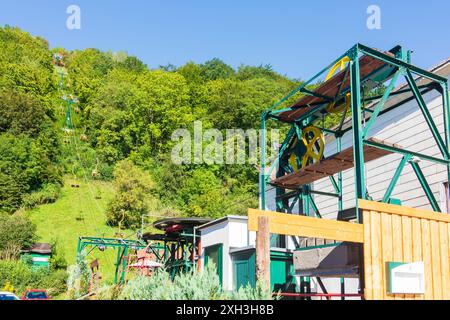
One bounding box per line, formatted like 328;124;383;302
293;242;361;278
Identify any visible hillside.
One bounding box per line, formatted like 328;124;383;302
25;177;127;282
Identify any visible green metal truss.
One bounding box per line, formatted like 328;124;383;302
260;43;450;218
76;235;198;284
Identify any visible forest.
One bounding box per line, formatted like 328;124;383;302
0;26;305;222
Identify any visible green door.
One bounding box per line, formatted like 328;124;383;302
235;260;252;289
204;244;223;285
270;258;289;292
233;251;256;290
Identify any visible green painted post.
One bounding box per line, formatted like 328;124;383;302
349;46;366;222
114;247;122;284
349;46;366;298
120;246;129;284
382;154;412;203
260;112;267;210
302;187;310;216
65;100;73;129
337;137;344;296
337;137;343;212
410;161;441;212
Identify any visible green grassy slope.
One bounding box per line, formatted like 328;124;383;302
26;176;133;283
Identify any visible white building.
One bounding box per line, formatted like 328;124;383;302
198;216;297;292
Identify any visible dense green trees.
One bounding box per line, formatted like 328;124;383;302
0;27;62;213
0;26;301;220
106;159;156;229
0;213;36;259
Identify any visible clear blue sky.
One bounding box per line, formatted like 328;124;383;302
1;0;449;79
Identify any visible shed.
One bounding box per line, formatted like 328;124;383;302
198;215;297;291
22;243;52;270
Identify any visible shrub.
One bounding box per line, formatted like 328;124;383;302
0;260;67;296
21;183;61;209
118;263;273;300
225;280;275;300
66;251;91;299
49;239;67;271
120;264;222;300
106;159;155;229
0;213;36;257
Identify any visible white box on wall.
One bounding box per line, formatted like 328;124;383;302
387;261;425;294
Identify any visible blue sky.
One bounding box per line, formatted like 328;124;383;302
1;0;449;79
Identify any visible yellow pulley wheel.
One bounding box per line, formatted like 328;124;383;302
325;92;351;114
288;137;300;172
325;56;350;81
301;126;324;168
289;152;299;172
325;56;351;114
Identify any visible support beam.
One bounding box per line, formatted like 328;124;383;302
405;69;449;159
260;113;267;210
308;194;322;218
255;216;271;290
248;209;364;243
337;137;343;212
363;139;449;165
362;69;401;138
382;154;412;203
349;49;366;222
410;161;441;212
300;88;334;102
362;83;435;103
309;189;340;198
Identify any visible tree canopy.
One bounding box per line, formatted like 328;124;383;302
0;26;302;220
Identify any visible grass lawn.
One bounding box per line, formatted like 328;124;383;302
26;176;134;284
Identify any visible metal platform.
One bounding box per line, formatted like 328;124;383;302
278;51;397;123
270;138;398;190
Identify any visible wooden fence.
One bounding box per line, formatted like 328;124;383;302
359;199;450;300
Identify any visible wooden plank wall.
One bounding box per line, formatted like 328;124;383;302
360;199;450;300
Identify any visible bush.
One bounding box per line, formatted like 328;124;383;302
106;159;155;229
66;251;91;299
0;260;67;296
225;280;274;300
49;239;67;271
118;263;273;300
0;213;36;258
21;183;61;209
98;162;114;181
120;263;221;300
